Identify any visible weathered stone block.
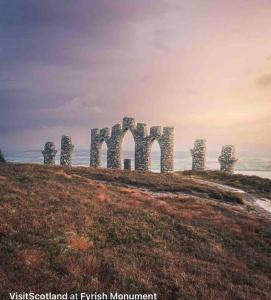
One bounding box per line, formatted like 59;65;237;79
136;123;148;138
150;126;162;138
123;117;136;130
100;128;111;139
124;159;132;170
111;123;122;135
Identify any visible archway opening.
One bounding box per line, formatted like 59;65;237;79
151;139;161;172
101;141;107;168
121;130;135;170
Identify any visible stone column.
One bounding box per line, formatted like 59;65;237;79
135;140;151;171
107;124;122;169
60;136;74;166
190;139;207;171
42;142;57;165
90;129;102;167
0;149;6;163
160;127;174;173
218;145;238;174
124;159;132;170
134;123;149;171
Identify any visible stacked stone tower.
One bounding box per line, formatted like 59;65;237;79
90;117;174;173
218;145;238;173
42;142;57;165
190;139;207;171
60;136;74;166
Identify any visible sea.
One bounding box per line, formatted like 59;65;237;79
2;149;271;180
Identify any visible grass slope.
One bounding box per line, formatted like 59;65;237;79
181;170;271;199
0;163;270;299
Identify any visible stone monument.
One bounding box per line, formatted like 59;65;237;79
42;142;57;165
60;136;74;166
190;139;207;171
90;117;174;173
218;145;238;173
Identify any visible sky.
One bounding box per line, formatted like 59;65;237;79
0;0;271;152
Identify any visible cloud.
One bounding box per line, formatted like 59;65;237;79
1;0;271;150
0;1;168;68
58;97;102;113
257;73;271;87
46;97;103;120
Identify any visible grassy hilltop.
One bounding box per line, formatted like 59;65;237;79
0;163;271;299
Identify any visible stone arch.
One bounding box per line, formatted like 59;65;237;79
149;138;161;172
90;117;174;173
100;139;108;168
90;128;110;168
120;127;136;170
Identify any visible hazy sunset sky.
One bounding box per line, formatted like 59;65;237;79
1;0;271;151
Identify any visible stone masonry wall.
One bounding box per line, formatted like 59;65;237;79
90;117;174;173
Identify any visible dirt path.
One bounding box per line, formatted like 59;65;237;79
101;175;271;220
191;178;271;220
70;171;271;221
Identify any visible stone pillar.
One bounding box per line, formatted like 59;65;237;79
218;145;238;174
0;149;6;163
42;142;57;165
190;139;207;171
107;124;122;169
160;127;174;173
90;129;102;167
124;159;132;170
135;140;151;171
60;136;74;166
134;123;149;171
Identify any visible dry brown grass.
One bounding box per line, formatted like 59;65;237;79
0;163;270;299
69;236;94;251
13;249;45;270
58;253;99;277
